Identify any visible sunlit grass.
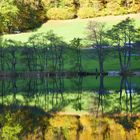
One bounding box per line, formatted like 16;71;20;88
3;14;140;43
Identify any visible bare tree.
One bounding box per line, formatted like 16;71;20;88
87;21;106;74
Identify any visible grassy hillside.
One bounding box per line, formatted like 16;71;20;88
3;14;140;43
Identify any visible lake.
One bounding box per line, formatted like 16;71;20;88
0;75;140;140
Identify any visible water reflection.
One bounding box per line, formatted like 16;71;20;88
0;75;140;115
0;76;140;140
119;76;133;113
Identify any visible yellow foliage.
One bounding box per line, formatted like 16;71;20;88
77;7;95;18
1;110;140;140
47;8;75;20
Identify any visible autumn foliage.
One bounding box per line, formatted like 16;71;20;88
0;0;140;33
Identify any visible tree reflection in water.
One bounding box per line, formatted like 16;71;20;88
0;75;140;114
0;75;140;139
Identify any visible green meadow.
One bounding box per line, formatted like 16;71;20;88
1;47;140;72
3;14;140;43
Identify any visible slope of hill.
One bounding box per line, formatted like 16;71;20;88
3;13;140;43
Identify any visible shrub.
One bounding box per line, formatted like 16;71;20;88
77;7;96;18
94;9;108;17
128;4;140;13
0;112;22;140
47;8;75;20
105;2;128;16
114;7;127;15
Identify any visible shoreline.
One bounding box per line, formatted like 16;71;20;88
0;71;140;79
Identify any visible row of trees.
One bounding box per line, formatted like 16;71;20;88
87;17;140;74
0;32;65;72
0;18;139;73
0;0;140;33
0;31;82;72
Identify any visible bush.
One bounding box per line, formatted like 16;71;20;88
105;2;128;16
77;7;96;18
0;112;22;140
128;4;140;13
93;9;108;17
47;8;75;20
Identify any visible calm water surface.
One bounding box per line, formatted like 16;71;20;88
0;75;140;140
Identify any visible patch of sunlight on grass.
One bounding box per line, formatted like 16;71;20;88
2;14;140;43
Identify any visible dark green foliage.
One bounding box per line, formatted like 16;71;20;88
15;0;46;31
107;18;140;72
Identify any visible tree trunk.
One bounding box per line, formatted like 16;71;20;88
118;45;124;72
98;46;104;74
126;40;132;71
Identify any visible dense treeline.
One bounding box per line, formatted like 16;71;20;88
0;0;140;33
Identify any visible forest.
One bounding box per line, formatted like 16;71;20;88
0;0;140;33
